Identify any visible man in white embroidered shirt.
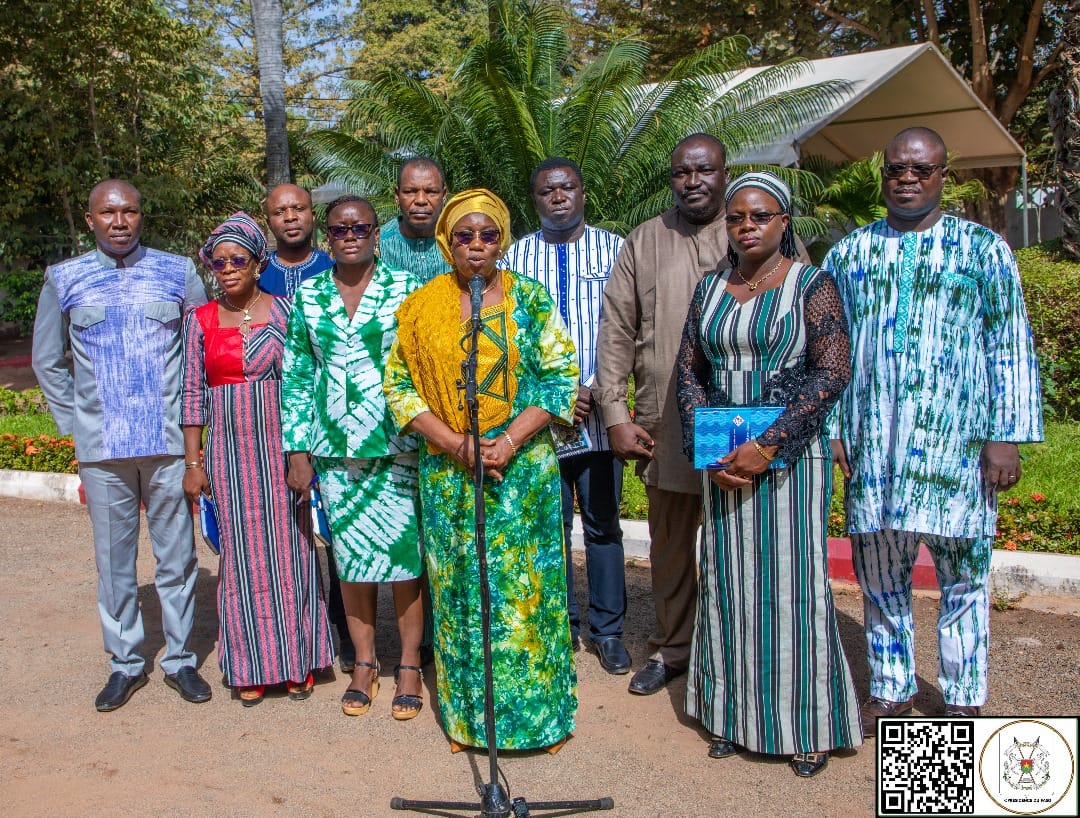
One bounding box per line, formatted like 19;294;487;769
500;157;630;674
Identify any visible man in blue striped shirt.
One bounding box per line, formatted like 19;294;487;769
500;158;631;675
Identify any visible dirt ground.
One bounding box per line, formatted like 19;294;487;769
0;497;1077;818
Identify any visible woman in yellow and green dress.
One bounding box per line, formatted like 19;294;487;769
383;188;579;751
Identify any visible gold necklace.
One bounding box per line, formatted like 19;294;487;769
736;255;786;292
460;277;498;297
224;289;262;338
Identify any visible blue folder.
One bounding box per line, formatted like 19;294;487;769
693;406;786;470
198;494;220;555
310;480;333;547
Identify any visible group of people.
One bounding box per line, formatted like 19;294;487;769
32;124;1042;776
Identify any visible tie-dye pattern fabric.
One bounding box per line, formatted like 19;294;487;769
852;530;991;706
384;272;579;750
824;216;1043;538
281;261;422;582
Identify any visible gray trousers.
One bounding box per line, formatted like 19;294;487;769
80;455;197;675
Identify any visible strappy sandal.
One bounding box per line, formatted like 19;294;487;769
341;660;379;716
391;664;424;721
791;751;829;778
238;685;265;707
286;672;314;701
707;736;741;759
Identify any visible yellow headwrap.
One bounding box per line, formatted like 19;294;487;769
434;188;513;264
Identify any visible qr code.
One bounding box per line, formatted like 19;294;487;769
878;719;974;815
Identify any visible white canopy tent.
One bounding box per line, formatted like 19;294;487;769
725;43;1024;171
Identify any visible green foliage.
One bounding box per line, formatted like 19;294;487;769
0;0;265;267
0;388;50;417
620;470;648;520
0;270;45;336
307;0;848;237
1016;241;1080;419
344;0;490;95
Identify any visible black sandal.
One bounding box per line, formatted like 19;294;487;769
341;660;379;716
708;736;741;759
791;751;829;778
391;664;424;721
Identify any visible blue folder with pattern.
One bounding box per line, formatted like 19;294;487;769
694;407;786;470
198;494;220;555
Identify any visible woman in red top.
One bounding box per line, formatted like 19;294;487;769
181;212;333;706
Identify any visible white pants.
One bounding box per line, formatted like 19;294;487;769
851;529;991;707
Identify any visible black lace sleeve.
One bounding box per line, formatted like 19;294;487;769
756;268;851;463
676;281;712;460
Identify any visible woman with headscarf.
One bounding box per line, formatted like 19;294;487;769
383;188;579;752
181;212;333;706
676;172;862;776
280;195;425;720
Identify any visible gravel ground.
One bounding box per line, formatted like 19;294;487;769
0;497;1077;818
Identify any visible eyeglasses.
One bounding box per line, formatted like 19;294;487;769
209;255;253;272
882;163;947;180
724;212;784;226
452;228;501;246
327;223;374;239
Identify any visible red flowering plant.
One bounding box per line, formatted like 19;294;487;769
995;492;1080;556
0;433;78;474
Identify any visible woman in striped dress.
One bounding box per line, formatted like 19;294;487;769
181;212;334;706
675;172;862;777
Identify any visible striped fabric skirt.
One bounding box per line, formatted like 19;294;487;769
205;380;334;687
685;451;862;755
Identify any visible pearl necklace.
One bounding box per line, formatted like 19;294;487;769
735;255;785;292
224;289;262;338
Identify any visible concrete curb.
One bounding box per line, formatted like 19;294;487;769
1;468;1076;599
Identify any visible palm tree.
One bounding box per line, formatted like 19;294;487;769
250;0;290;187
305;0;848;236
1049;0;1079;259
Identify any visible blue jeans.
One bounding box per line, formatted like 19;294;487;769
561;451;627;641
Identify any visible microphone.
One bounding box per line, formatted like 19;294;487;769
469;274;485;327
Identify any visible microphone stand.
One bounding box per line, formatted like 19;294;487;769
391;275;612;817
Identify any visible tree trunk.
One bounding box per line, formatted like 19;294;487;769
957;166;1018;236
250;0;290;187
1049;0;1080;259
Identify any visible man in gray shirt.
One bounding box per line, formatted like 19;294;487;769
33;180;212;711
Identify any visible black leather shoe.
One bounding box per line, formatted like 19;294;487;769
791;752;829;778
593;637;631;675
164;666;212;703
945;704;981;717
861;696;913;736
95;671;148;712
627;659;685;695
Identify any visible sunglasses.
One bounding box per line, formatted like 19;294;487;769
209;255;253;272
724;211;784;226
452;228;501;246
882;163;946;180
327;223;374;239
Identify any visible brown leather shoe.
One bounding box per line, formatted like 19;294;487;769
945;704;981;717
861;696;913;736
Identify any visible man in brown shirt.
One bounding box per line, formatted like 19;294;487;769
594;133;730;695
